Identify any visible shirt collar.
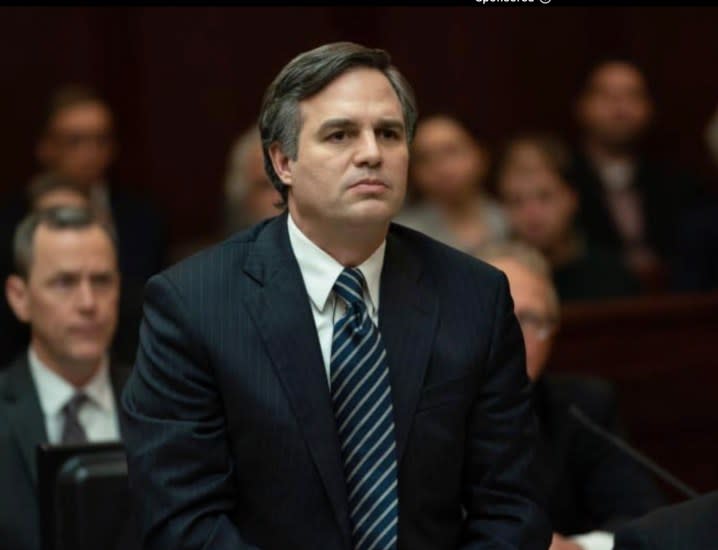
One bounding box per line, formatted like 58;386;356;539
287;213;386;315
27;347;114;417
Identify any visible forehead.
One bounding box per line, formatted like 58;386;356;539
298;67;404;125
414;118;471;148
589;63;646;92
50;101;113;131
31;225;117;274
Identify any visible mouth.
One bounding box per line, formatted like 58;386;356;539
349;178;389;191
69;325;104;337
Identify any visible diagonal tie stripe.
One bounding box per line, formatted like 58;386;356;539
331;268;398;550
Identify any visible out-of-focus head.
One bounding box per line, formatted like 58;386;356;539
576;60;653;152
5;207;120;386
260;42;417;230
28;173;92;212
36;85;115;188
224;125;282;232
496;134;578;254
478;241;560;381
410;115;489;203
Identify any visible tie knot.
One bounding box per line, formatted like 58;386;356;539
333;268;366;307
64;392;88;416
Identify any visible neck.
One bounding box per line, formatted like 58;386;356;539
290;211;388;267
584;139;636;166
439;193;481;219
31;341;103;389
543;231;583;268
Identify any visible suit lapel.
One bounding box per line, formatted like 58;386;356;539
241;213;352;547
379;228;439;465
1;355;48;485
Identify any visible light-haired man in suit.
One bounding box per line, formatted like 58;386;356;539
0;206;130;550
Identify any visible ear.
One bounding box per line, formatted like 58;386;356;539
5;275;30;324
268;142;293;186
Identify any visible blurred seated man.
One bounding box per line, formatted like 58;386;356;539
496;133;639;303
571;60;701;289
0;206;131;550
478;241;666;550
224;125;282;235
395;113;508;253
0;84;168;365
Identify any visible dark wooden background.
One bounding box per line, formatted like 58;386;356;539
1;7;717;245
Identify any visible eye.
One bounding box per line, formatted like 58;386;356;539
327;131;347;142
378;128;401;140
51;274;76;290
91;273;116;289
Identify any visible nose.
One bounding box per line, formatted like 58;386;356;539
354;130;382;168
75;280;97;312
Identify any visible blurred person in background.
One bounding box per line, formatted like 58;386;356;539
670;104;718;292
0;85;168;366
496;133;638;302
571;60;701;290
395;113;508;253
223;125;282;235
479;241;666;550
0;206;131;550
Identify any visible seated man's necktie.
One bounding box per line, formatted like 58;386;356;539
61;392;89;445
330;267;398;550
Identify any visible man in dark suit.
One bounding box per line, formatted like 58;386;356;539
0;84;167;367
570;60;701;290
613;492;718;550
121;42;551;550
0;206;131;550
480;242;666;550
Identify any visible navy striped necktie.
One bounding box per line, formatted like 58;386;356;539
330;267;399;550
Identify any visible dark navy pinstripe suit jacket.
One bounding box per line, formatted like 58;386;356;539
120;212;551;550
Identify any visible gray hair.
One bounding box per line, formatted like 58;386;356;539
258;41;418;206
476;240;560;317
13;206;117;279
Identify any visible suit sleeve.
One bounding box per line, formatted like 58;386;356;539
120;273;259;550
460;272;552;549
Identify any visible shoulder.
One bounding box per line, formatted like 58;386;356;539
0;354;28;392
155;216;273;289
614;492;718;550
389;221;506;286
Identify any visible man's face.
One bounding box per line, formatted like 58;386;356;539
272;67;408;231
490;258;558;381
411;117;488;202
38;101;115;187
499;144;578;252
577;62;652;151
6;225;119;374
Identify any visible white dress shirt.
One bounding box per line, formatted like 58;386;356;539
571;530;614;550
287;213;386;386
27;347;120;444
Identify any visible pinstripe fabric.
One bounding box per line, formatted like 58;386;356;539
331;268;398;550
